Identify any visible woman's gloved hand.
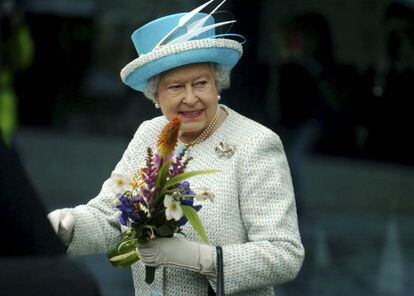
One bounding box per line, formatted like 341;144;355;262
137;237;216;277
47;209;75;246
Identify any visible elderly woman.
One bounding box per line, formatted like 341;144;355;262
48;2;304;295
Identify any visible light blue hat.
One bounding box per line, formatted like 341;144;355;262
120;1;243;92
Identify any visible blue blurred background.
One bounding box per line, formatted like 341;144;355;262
1;0;414;295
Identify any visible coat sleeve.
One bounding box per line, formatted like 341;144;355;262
209;131;305;294
67;120;153;255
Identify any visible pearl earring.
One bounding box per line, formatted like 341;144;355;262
155;103;160;109
217;94;221;101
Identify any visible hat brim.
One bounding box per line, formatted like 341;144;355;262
121;39;243;92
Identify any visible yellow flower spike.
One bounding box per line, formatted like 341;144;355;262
137;170;146;188
157;115;181;159
112;198;121;207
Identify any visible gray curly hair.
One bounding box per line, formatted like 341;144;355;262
143;63;231;102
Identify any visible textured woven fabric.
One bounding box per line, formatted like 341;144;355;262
67;105;304;295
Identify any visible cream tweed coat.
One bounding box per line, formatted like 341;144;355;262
67;105;304;295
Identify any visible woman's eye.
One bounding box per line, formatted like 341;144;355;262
168;85;182;91
194;80;207;87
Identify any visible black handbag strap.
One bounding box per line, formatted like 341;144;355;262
216;246;225;296
207;246;225;296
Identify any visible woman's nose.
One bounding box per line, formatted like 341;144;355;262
183;85;198;105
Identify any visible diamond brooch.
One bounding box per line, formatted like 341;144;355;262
215;142;235;158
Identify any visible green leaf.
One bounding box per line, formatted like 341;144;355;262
132;225;143;237
108;249;140;268
155;224;174;237
155;160;173;202
107;233;140;268
182;205;209;243
118;238;138;254
161;170;219;196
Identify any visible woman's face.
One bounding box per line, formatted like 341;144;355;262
155;63;219;140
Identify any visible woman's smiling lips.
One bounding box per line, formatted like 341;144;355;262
179;110;203;120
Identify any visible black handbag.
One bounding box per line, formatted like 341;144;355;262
208;246;225;296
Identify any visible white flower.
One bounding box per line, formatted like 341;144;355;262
110;173;134;193
194;187;215;202
112;197;121;206
164;194;183;221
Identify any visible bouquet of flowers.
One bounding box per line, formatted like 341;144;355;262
107;115;217;282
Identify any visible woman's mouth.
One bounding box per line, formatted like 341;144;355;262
179;110;203;119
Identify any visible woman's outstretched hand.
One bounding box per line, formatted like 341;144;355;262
47;209;75;246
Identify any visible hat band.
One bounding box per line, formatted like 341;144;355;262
120;38;242;83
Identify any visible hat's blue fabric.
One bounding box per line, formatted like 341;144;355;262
122;12;242;92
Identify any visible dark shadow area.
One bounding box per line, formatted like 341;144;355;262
0;136;101;296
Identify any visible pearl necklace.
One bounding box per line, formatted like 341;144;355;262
178;107;221;148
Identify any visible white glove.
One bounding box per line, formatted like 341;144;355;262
137;237;216;277
47;209;75;246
